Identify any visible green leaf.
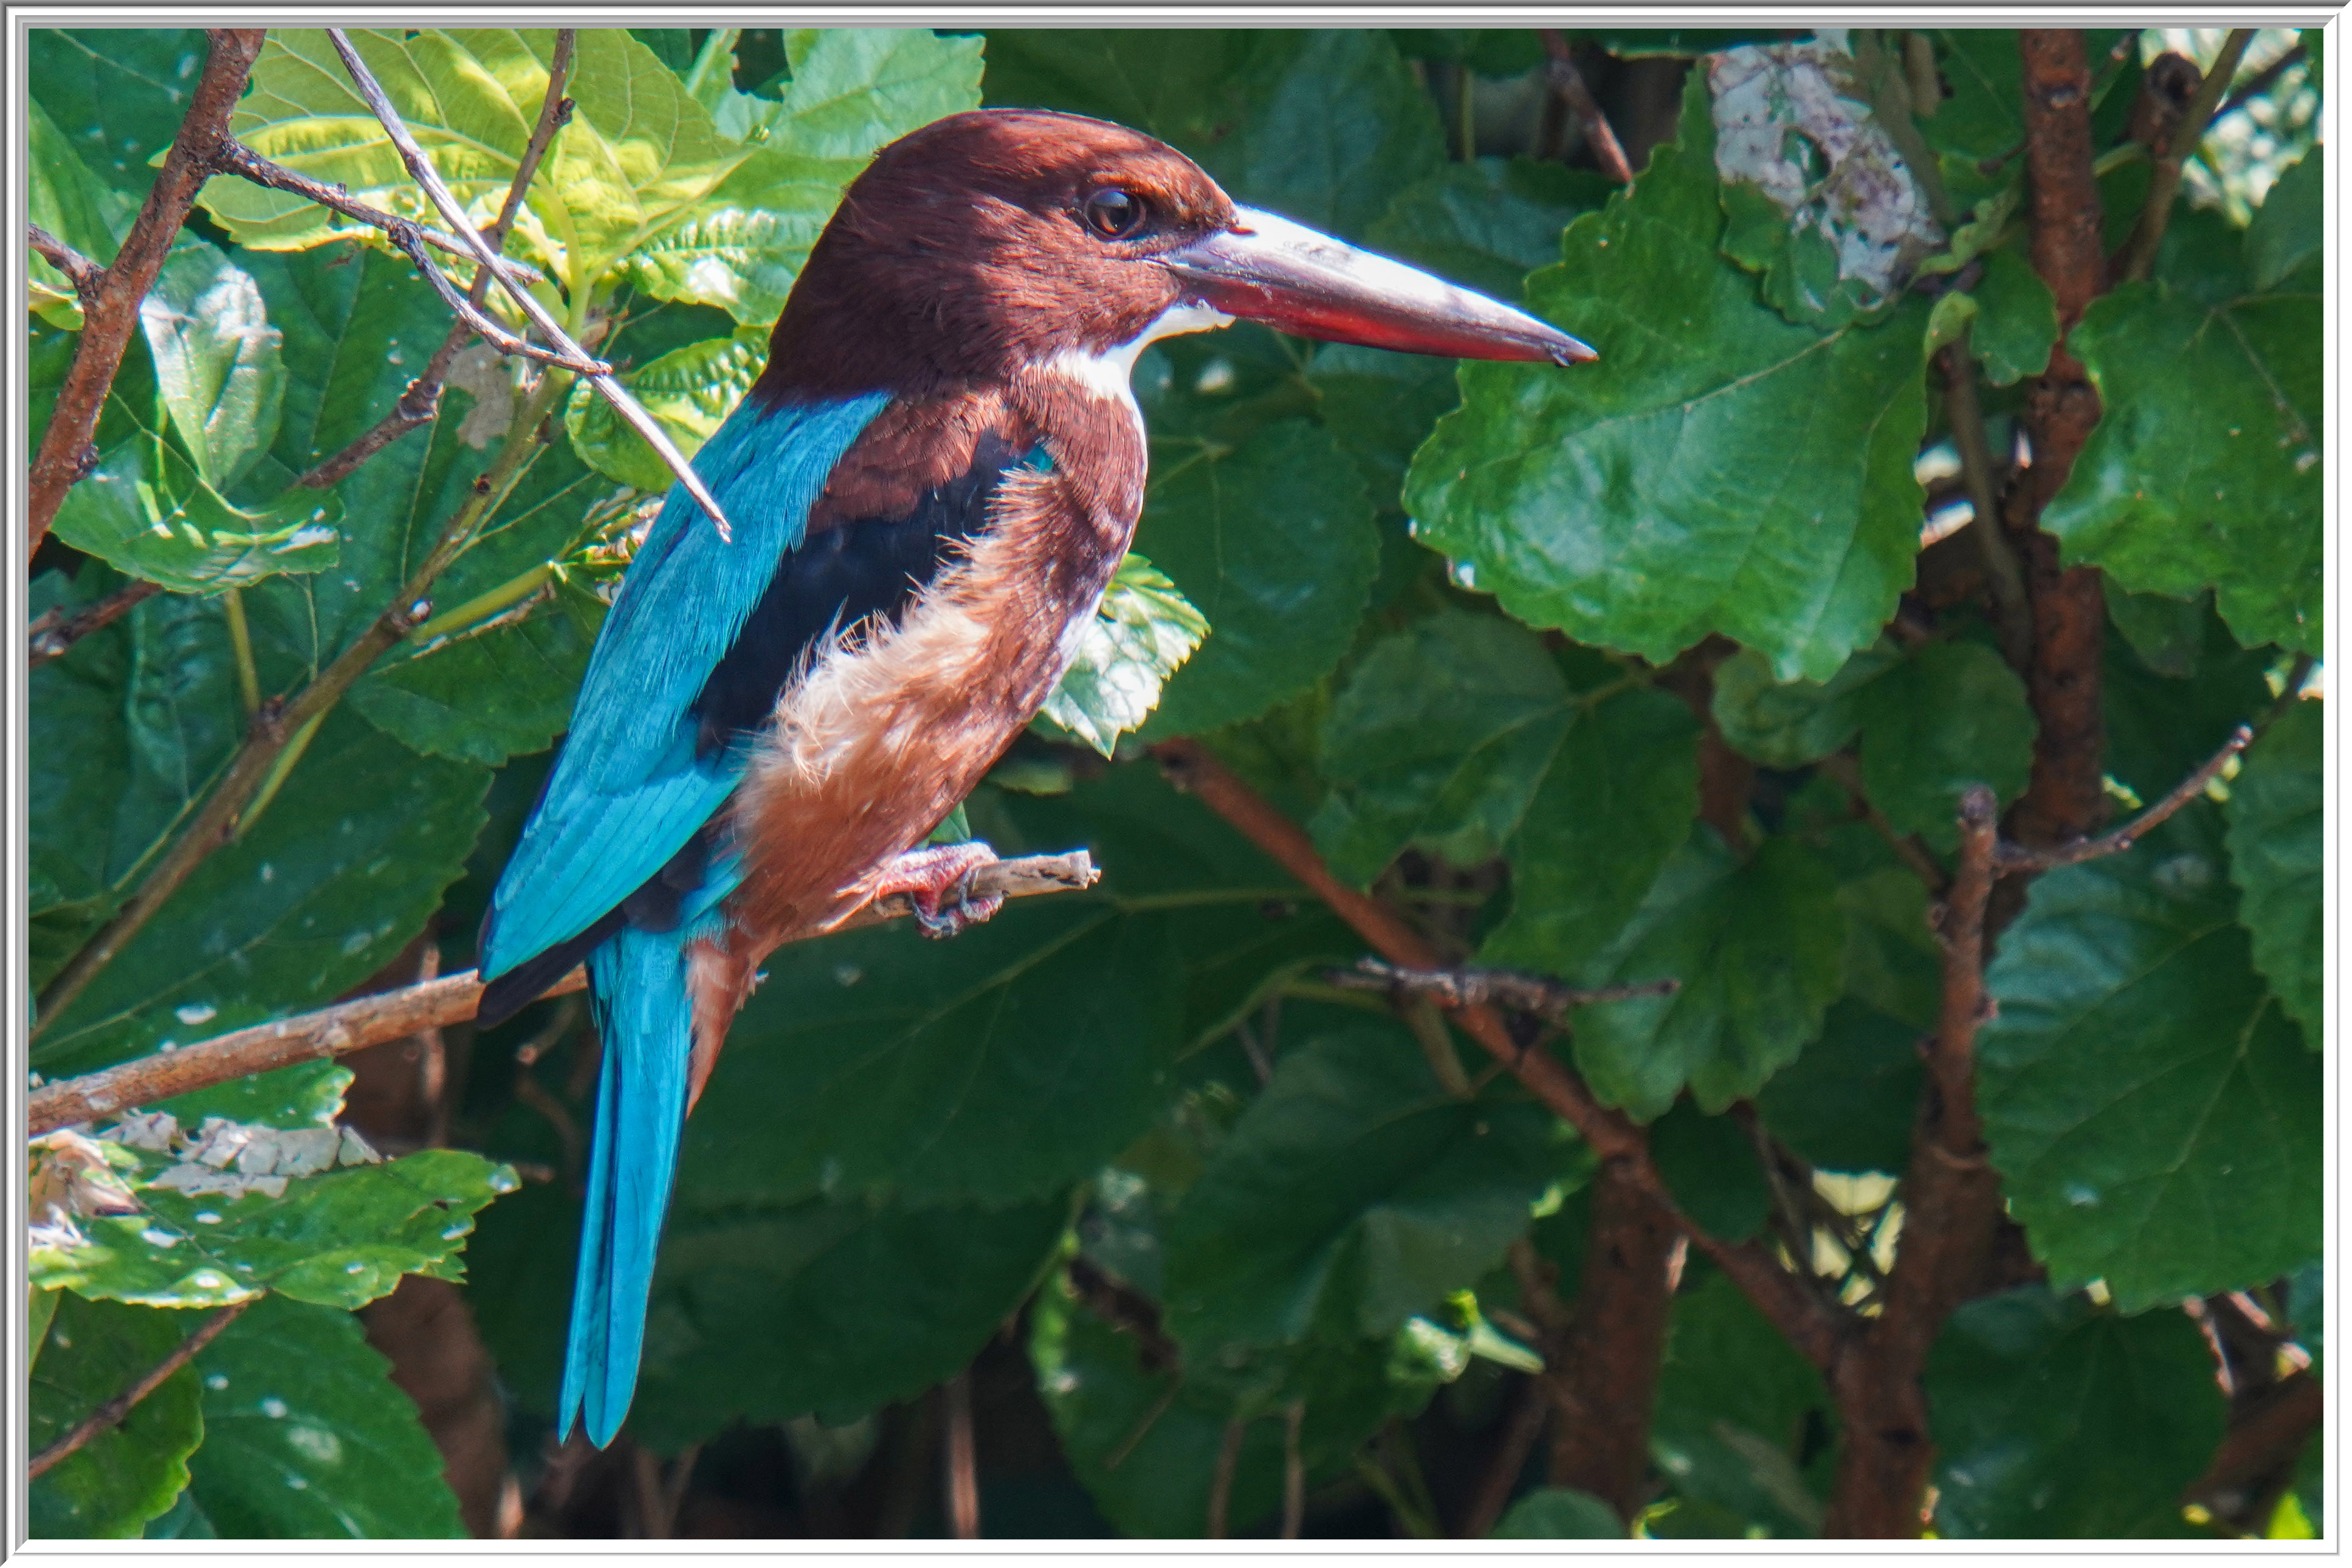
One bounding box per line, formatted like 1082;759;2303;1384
27;100;126;329
1978;828;2323;1309
27;28;210;195
33;710;491;1076
1482;686;1703;974
1967;247;2058;385
1648;1101;1769;1243
1927;1287;2224;1538
1161;1024;1557;1353
1310;610;1574;887
1566;832;1845;1121
1037;555;1209;757
346;600;594;766
626;1192;1069;1446
2246;148;2323;289
208;30;758;297
1853;640;2036;850
1135;420;1379;737
1592;30;1790;59
1755;999;1922;1176
1403;71;1930;683
2226;700;2322;1045
1651;1271;1835;1536
1493;1488;1625;1538
2103;598;2277;806
29;1295;203;1538
140;242;287;492
621;29;985;325
566;326;767;489
1366;157;1610;303
1710;642;1899;767
2105;586;2209;679
188;1295;465;1538
985;29;1446;243
2045;280;2322;654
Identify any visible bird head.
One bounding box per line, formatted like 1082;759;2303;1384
759;108;1594;402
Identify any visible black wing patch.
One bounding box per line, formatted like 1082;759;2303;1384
687;428;1028;758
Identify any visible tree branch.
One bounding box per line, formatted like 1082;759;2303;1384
27;29;266;553
208;138;546;286
27;851;1098;1136
326;29;735;542
2119;29;2254;283
27;223;105;304
291;29;576;491
28;1299;253;1480
1936;338;2034;670
1148;737;1851;1372
1538;32;1633;183
1998;723;2251;871
27;579;162;667
1329;958;1677;1020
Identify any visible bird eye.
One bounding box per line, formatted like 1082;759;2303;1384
1084;188;1147;240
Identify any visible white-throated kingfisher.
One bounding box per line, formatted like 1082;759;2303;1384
472;108;1594;1446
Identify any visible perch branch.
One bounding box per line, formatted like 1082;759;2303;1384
28;1300;253;1479
1329;958;1677;1020
1997;724;2251;871
27;224;105;304
27;580;162;666
27;853;1099;1136
326;28;734;540
1149;737;1849;1371
2120;28;2254;282
27;29;266;552
1538;31;1633;183
291;29;574;490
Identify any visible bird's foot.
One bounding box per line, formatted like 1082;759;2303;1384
872;842;1004;939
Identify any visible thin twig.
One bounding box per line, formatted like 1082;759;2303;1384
209;139;544;285
1206;1418;1246;1538
28;1300;253;1479
2120;28;2255;282
943;1371;980;1540
326;28;734;541
1460;1375;1547;1539
293;35;574;490
1329;958;1678;1021
1148;737;1849;1372
1816;753;1950;895
1996;724;2250;871
28;30;267;551
377;217;607;374
27;851;1098;1136
2219;45;2303;117
1538;31;1633;183
27;580;162;666
1281;1401;1305;1540
27;223;105;304
1936;339;2034;670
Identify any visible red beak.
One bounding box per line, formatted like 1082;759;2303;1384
1155;205;1596;366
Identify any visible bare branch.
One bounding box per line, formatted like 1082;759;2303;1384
2120;29;2255;283
29;1300;253;1479
28;29;267;552
1329;957;1677;1020
1997;724;2251;872
294;30;577;491
208;138;545;285
1936;339;2034;670
27;223;104;304
28;851;1098;1136
325;29;736;542
943;1372;980;1539
27;580;162;666
1538;31;1633;183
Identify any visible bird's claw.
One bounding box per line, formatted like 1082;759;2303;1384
872;842;1005;940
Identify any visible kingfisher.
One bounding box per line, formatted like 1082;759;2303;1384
472;107;1593;1447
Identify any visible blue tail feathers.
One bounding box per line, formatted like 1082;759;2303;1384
560;924;699;1448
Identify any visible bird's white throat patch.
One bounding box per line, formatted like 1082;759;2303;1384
1043;301;1233;424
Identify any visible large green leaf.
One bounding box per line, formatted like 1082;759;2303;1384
1403;70;1929;683
1160;1024;1557;1353
345;596;596;766
2224;700;2323;1045
1853;640;2036;850
757;27;984;158
1365;157;1609;303
140;242;287;493
1978;822;2323;1309
1564;833;1845;1120
207;29;758;297
26;28;210;195
2103;597;2278;806
1135;419;1379;737
626;1192;1070;1448
2044;280;2322;654
1966;246;2060;386
33;711;491;1076
1754;998;1922;1177
1480;685;1703;973
1037;554;1209;758
1649;1271;1834;1536
2246;148;2323;289
1310;610;1577;887
1927;1287;2223;1538
1710;642;1899;768
565;324;766;489
1494;1488;1625;1538
28;1295;203;1538
985;29;1445;244
188;1295;465;1538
